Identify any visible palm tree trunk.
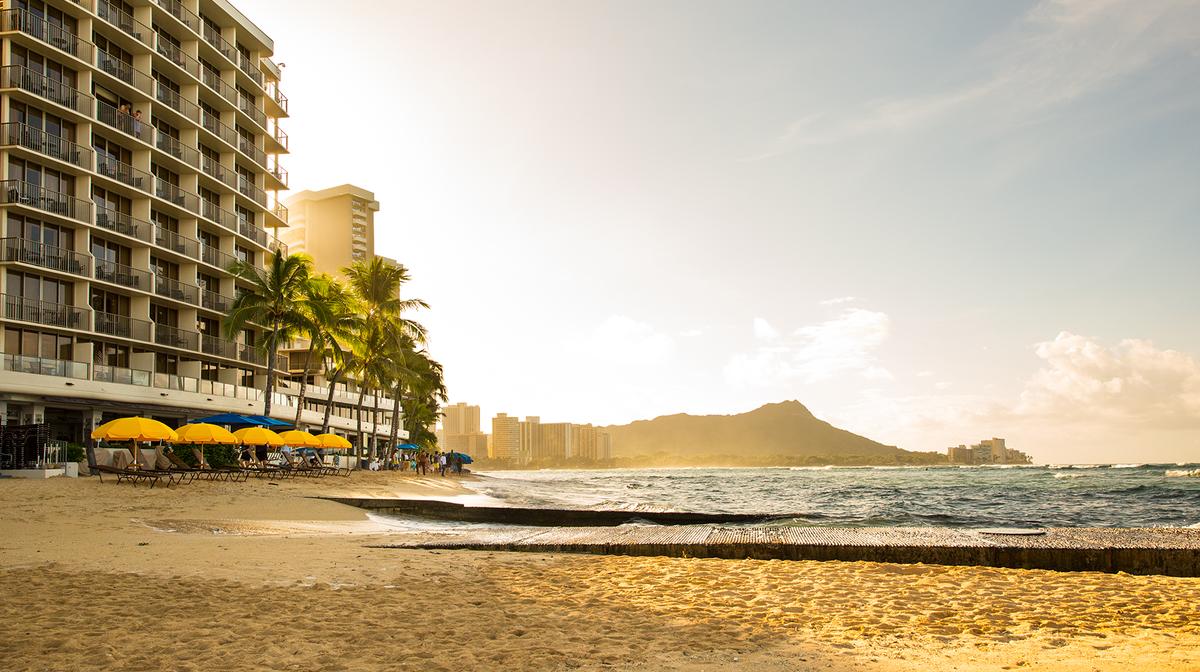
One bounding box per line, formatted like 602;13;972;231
388;385;402;456
263;326;279;417
370;389;381;461
321;366;341;434
355;386;367;463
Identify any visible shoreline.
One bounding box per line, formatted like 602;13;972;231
2;474;1199;670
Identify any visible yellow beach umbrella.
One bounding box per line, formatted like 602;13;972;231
314;433;352;450
91;417;178;468
277;430;322;447
233;426;285;447
174;423;239;445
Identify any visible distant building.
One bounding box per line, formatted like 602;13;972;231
491;413;521;461
441;402;486;457
281;184;380;279
519;416;541;465
540;423;575;460
947;437;1031;465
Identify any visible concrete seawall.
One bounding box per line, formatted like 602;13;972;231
331;498;1200;576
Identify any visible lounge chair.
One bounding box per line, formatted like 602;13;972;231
165;451;242;482
88;461;167;488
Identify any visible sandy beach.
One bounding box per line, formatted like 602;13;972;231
1;473;1198;671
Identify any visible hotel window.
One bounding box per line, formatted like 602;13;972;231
8;158;75;196
236;84;255;109
239;368;254;387
199;229;219;250
196;272;219;292
11;47;77;88
10;102;75;142
93;136;133;179
92;187;132;218
155;118;180;142
155;352;178;376
200;58;220;85
17;1;79;36
90;288;129;316
151;256;179;281
92;341;130;368
234;245;253;266
5;329;73;360
236;124;254;150
7;215;73;250
90;236;131;266
200;144;221;172
200;361;219;381
200;99;221;127
235;205;254;229
8;272;72;305
152;163;179;186
197;316;219;336
150;304;178;327
152;210;179;234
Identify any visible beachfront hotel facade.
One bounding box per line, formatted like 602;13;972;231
0;0;401;452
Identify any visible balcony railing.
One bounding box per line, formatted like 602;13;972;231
155;179;199;212
96;154;152;192
154;227;199;258
201;200;237;231
154;275;198;303
154;35;199;79
96;0;151;46
97;100;152;142
200;243;237;271
94;311;152;341
201;21;236;62
238;221;268;246
95;205;151;242
267;162;288;188
238;95;266;129
154;371;200;392
237;52;263;87
96;49;154;95
200;67;238;106
268;202;288;226
94;258;151;290
94;364;151;386
0;122;93;170
156;132;199;168
200;155;238;190
154;323;199;350
155;83;200;124
238;342;265;365
3;293;87;329
0;65;93;116
200;332;238;358
0;180;91;223
200;289;233;313
238;136;267;167
151;0;200;34
0;9;93;61
0;237;90;275
266;81;288;115
237;176;267;206
272;124;288;152
200;109;239;147
1;353;88;380
269;238;288;256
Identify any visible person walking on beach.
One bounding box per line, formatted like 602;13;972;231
438;452;447;477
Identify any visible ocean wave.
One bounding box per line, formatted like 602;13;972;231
1053;473;1086;479
788;466;835;471
1111;464;1147;469
1165;469;1200;478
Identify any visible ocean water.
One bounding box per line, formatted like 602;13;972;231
469;464;1200;528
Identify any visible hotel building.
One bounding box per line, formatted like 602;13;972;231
946;438;1032;465
279;183;391;280
440;401;486;457
489;411;518;461
0;0;400;454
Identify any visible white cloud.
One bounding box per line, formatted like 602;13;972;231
568;315;675;366
750;0;1200;158
819;296;858;306
725;308;892;386
1016;331;1200;428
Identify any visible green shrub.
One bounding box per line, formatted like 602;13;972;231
63;443;86;464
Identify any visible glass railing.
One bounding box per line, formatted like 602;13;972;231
3;293;87;329
96;49;154;94
0;122;92;170
94;311;152;341
156;132;199;168
94;205;151;242
154;226;199;257
237;52;263;87
94;364;152;386
155;83;200;123
269;238;288;256
96;99;152;141
0;9;92;61
2;353;88;379
0;65;93;116
96;0;151;46
238;95;266;130
154;323;199;350
268;162;288;188
94;258;151;290
154;274;198;303
266;81;288;115
95;154;152;192
200;66;238;106
0;236;90;275
0;181;91;223
201;21;236;61
153;372;199;392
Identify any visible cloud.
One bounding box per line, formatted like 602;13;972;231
819;296;858;306
1015;331;1200;428
749;0;1200;158
725;308;892;386
568;315;675;366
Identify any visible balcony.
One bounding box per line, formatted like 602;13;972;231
154;35;200;80
155;83;200;124
267;202;288;227
0;122;93;170
1;353;88;380
200;67;238;106
200;109;239;148
155;179;199;213
154;227;199;258
237;175;267;206
96;49;154;95
238;220;268;247
0;65;94;116
156;132;199;169
3;293;87;329
237;52;264;87
200;155;238;190
238;95;266;130
237;135;267;168
200;332;238;358
0;180;92;223
267;162;288;189
0;237;90;276
95;205;151;242
154;323;199;350
238;342;265;366
96;154;151;192
96;100;152;142
269;238;288;256
200;243;237;271
94;258;151;290
266;81;288;116
0;9;93;61
200;289;233;313
272;124;288;152
96;0;151;46
94;364;152;386
94;311;152;341
201;199;237;231
151;0;200;34
154;275;198;304
201;21;236;63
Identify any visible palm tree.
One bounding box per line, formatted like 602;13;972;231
226;250;324;417
291;274;357;429
394;349;445;451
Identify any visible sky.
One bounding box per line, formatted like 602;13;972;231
240;0;1200;463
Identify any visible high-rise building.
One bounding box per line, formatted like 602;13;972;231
518;415;540;465
539;422;575;461
279;184;379;279
0;0;399;450
947;438;1031;465
443;402;480;435
490;412;519;461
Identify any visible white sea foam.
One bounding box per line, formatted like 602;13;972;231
1053;473;1086;479
1165;469;1200;478
1111;464;1147;469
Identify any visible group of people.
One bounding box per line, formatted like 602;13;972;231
367;450;466;476
115;103;144;136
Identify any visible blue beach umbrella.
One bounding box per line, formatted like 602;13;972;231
396;443;420;450
190;413;258;425
448;452;474;464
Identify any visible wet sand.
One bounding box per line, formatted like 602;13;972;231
1;474;1198;671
